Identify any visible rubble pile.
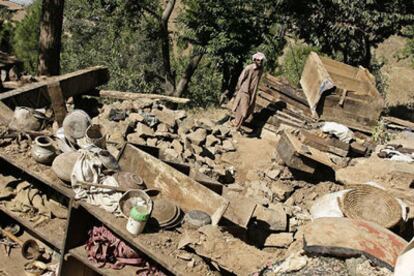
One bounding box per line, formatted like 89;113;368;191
0;58;413;275
95;101;237;184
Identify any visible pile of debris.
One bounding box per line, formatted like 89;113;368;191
95;101;237;184
0;51;413;275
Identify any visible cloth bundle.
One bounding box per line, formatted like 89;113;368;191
86;226;165;275
71;148;122;214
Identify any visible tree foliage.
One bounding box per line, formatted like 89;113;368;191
282;0;414;67
61;0;164;92
12;0;41;74
179;0;283;94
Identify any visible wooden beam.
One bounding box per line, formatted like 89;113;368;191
0;101;14;125
89;90;190;104
299;130;349;157
117;144;229;223
0;66;109;106
47;81;67;126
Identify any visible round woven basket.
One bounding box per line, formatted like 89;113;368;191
339;185;402;229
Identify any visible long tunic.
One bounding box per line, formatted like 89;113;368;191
232;63;263;128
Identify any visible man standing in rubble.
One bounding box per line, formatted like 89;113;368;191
231;52;265;131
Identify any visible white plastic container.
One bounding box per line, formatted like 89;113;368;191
126;205;149;235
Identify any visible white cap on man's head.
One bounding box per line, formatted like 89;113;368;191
252;52;266;61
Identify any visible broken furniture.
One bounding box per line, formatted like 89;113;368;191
277;129;348;174
301;52;384;133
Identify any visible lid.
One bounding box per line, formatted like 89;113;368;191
130;206;150;222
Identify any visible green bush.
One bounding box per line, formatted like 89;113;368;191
61;0;164;93
279;42;320;87
177;56;222;108
12;0;41;74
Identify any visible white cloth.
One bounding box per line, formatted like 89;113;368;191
321;122;354;143
71;149;122;215
380;148;414;163
310;190;350;220
252;52;266;61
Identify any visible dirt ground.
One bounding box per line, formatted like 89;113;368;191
221;130;278;183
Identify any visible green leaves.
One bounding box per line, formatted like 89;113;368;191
281;0;414;67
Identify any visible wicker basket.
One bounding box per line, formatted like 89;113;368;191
339;185;402;229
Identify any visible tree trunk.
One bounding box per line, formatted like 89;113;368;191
38;0;65;76
160;0;176;94
175;53;204;97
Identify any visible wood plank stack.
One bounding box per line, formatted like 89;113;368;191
255;74;316;130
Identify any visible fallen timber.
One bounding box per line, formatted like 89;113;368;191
0;66;110;108
87;89;191;104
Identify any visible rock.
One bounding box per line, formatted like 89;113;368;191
271;181;294;201
127;133;146;145
128;113;145;123
135;122;155;138
272;253;308;274
222;140;236;152
195;154;206;163
187;129;207;146
197;118;215;129
279;167;293;180
164;148;180;160
183;149;193;160
204;157;215;168
265;169;282;180
253;204;287;232
178;126;190;138
108;131;125;145
212;166;235;184
264;233;294;248
154;131;178;139
157;123;169;133
206;135;220;147
206;146;218;155
191;144;203;155
174;110;187;121
213;125;231;137
171;139;184;154
152;109;177;127
157;141;171;151
146;138;158;147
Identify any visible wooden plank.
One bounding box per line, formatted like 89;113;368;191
80;203;193;276
263;76;309;106
299;130;349;157
47;81;67;126
0;101;13;125
0;230;45;275
0;66;109;105
89;90;190;104
117;144;229;222
383;116;414;130
277;131;316;174
0;205;65;252
0;149;74;199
